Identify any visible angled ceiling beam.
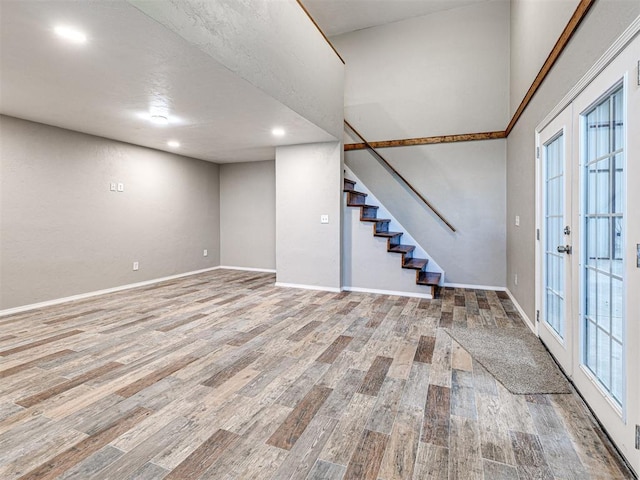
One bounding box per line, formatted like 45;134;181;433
344;130;506;151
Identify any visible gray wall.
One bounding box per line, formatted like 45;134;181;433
334;0;510;137
507;0;640;320
509;0;579;115
0;115;220;309
220;160;275;270
334;0;510;287
275;142;342;290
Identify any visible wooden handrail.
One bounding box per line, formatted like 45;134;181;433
345;120;456;233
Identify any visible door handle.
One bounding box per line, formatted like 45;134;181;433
557;245;572;254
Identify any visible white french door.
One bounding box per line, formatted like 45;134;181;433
538;107;574;371
536;33;639;473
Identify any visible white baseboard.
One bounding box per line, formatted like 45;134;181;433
444;282;507;291
342;286;432;299
218;266;276;273
274;282;341;293
506;288;536;334
0;267;222;317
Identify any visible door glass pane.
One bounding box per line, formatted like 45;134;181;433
597;327;611;386
613;90;624;151
612;277;623;341
596;159;610;214
587;163;597;213
586;269;597;318
596;217;611;273
613;217;623;277
586;109;597;161
586;217;597;268
582;85;625;406
544;133;565;339
585;319;597;370
611;340;623;400
614;154;623;213
596;271;611;331
596;99;610;158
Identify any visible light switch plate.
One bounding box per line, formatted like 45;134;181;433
515;215;520;226
320;214;329;224
117;182;124;192
110;182;117;192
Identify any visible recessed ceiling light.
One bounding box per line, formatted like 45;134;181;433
150;115;169;125
271;128;285;137
167;140;180;148
54;25;87;44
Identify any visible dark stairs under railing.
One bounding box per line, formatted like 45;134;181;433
344;177;441;297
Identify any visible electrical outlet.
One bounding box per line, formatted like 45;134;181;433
514;273;518;286
117;182;124;192
110;182;117;192
320;214;329;224
133;261;139;271
515;215;520;226
203;249;208;257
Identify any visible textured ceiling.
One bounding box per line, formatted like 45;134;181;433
0;1;335;163
0;1;494;163
302;0;492;37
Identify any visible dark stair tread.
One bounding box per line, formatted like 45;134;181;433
361;218;390;223
417;272;442;286
388;244;415;254
374;231;403;238
347;190;367;197
359;204;378;209
344;179;356;191
403;258;428;270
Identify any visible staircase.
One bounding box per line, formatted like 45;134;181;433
343;177;442;297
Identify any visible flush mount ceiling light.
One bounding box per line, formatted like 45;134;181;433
54;25;87;44
167;140;180;148
149;115;169;126
271;127;285;137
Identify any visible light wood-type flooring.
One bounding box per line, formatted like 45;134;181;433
0;269;634;479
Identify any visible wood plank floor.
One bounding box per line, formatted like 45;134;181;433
0;270;634;479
